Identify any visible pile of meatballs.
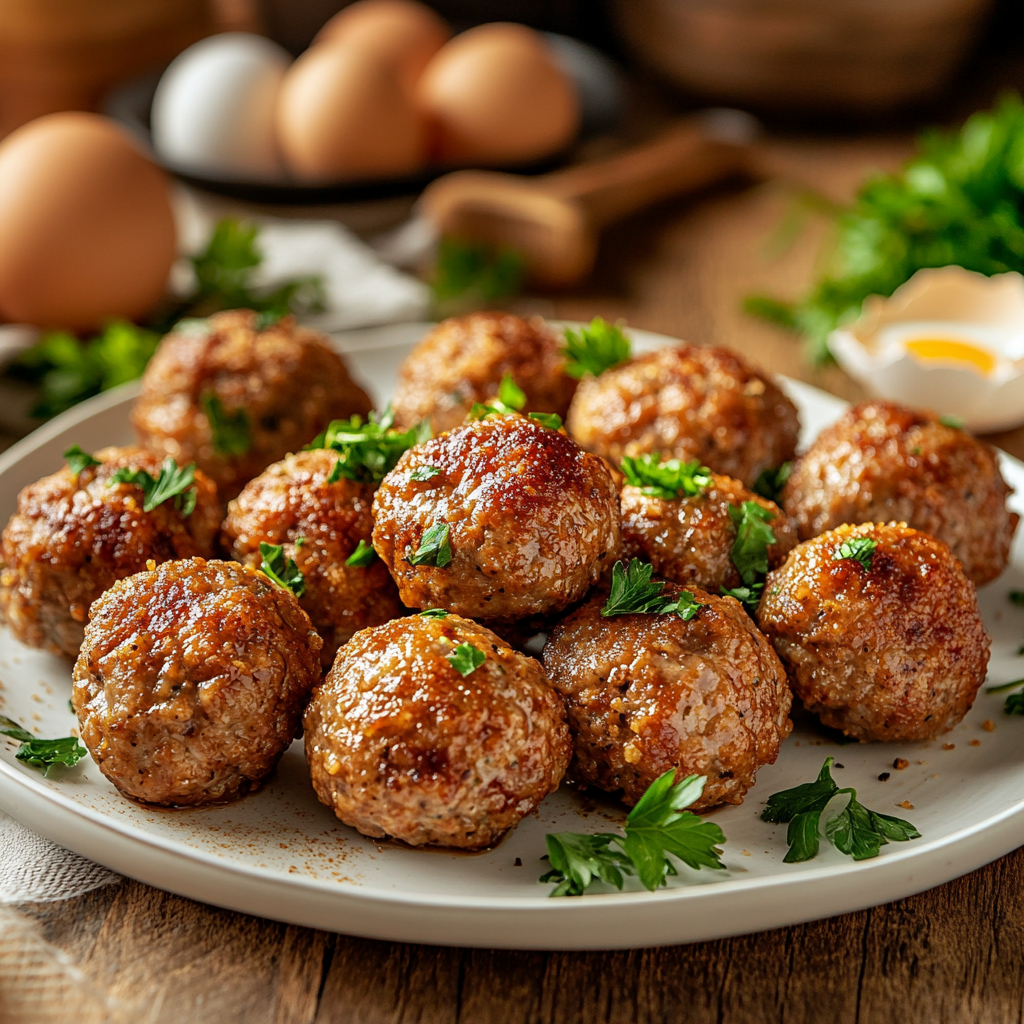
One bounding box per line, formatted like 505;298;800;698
0;308;1013;853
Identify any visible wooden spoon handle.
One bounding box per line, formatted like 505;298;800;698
540;117;750;227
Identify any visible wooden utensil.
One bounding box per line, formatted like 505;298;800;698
418;113;755;288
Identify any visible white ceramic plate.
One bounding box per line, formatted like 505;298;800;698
2;324;1024;951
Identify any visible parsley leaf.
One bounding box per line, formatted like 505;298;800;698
620;453;712;500
64;445;100;477
527;412;563;430
498;373;526;410
202;393;251;456
410;465;442;481
418;608;449;619
761;757;921;863
430;237;524;318
0;714;87;774
346;539;377;567
834;536;878;570
1009;591;1024;608
259;541;305;597
408;522;452;568
108;458;197;514
752;462;792;502
562;318;632;378
728;502;776;586
447;642;486;677
987;677;1024;714
939;414;965;429
540;770;726;896
720;582;764;615
307;406;429;484
602;560;703;620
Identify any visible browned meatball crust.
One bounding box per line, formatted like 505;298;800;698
133;309;372;499
0;446;220;659
391;312;577;434
72;558;322;806
782;400;1018;585
621;472;796;592
566;345;799;486
372;415;621;623
304;613;571;848
543;585;792;810
757;522;990;742
222;449;406;668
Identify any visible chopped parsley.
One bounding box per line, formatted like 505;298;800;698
307;406;429;483
762;756;920;862
721;583;764;609
345;539;377;567
410;465;442;481
602;560;702;621
447;642;486;677
418;608;449;619
562;317;632;379
108;458;197;515
721;501;776;613
469;372;527;420
259;541;305;597
620;453;712;500
834;536;878;570
541;770;726;896
527;412;563;430
1009;591;1024;608
751;462;792;503
986;677;1024;715
0;715;86;775
939;414;965;429
430;237;524;317
64;445;100;477
408;522;452;568
202;393;251;457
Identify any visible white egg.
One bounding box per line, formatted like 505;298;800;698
152;33;290;181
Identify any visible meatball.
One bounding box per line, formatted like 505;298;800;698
304;612;570;848
372;414;621;623
391;312;577;434
757;522;990;742
222;448;406;668
781;400;1018;585
621;471;796;592
566;345;799;486
544;584;792;810
0;446;220;659
72;558;322;806
133;309;372;499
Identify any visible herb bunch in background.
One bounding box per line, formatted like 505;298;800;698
431;237;524;318
747;94;1024;364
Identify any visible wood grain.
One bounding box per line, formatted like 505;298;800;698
5;130;1024;1024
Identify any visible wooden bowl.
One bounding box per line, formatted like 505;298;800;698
612;0;995;117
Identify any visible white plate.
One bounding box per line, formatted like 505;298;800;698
2;323;1024;951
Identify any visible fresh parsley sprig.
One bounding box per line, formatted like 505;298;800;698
0;715;86;775
108;458;198;515
448;642;486;677
308;406;430;484
345;539;377;567
64;445;101;477
202;393;251;457
761;756;921;863
562;317;632;378
986;677;1024;715
752;462;792;503
602;560;702;621
418;608;449;619
259;542;305;597
469;373;526;420
527;412;563;430
721;502;777;614
834;536;878;570
620;453;713;500
430;237;524;318
408;522;452;568
541;770;726;896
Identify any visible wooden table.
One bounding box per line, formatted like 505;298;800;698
5;132;1024;1024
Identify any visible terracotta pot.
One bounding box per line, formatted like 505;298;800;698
0;0;215;138
612;0;995;116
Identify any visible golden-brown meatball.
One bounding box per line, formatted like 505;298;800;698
621;470;796;593
391;312;577;434
757;522;990;742
782;400;1018;585
566;345;800;486
0;446;220;659
133;309;372;499
304;613;570;848
544;582;791;810
222;448;406;668
371;414;621;623
72;558;322;806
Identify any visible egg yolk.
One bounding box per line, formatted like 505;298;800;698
904;338;997;375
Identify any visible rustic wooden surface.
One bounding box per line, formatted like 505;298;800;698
5;133;1024;1023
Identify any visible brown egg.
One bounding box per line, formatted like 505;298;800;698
0;112;175;331
276;44;427;182
416;22;579;166
315;0;450;95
